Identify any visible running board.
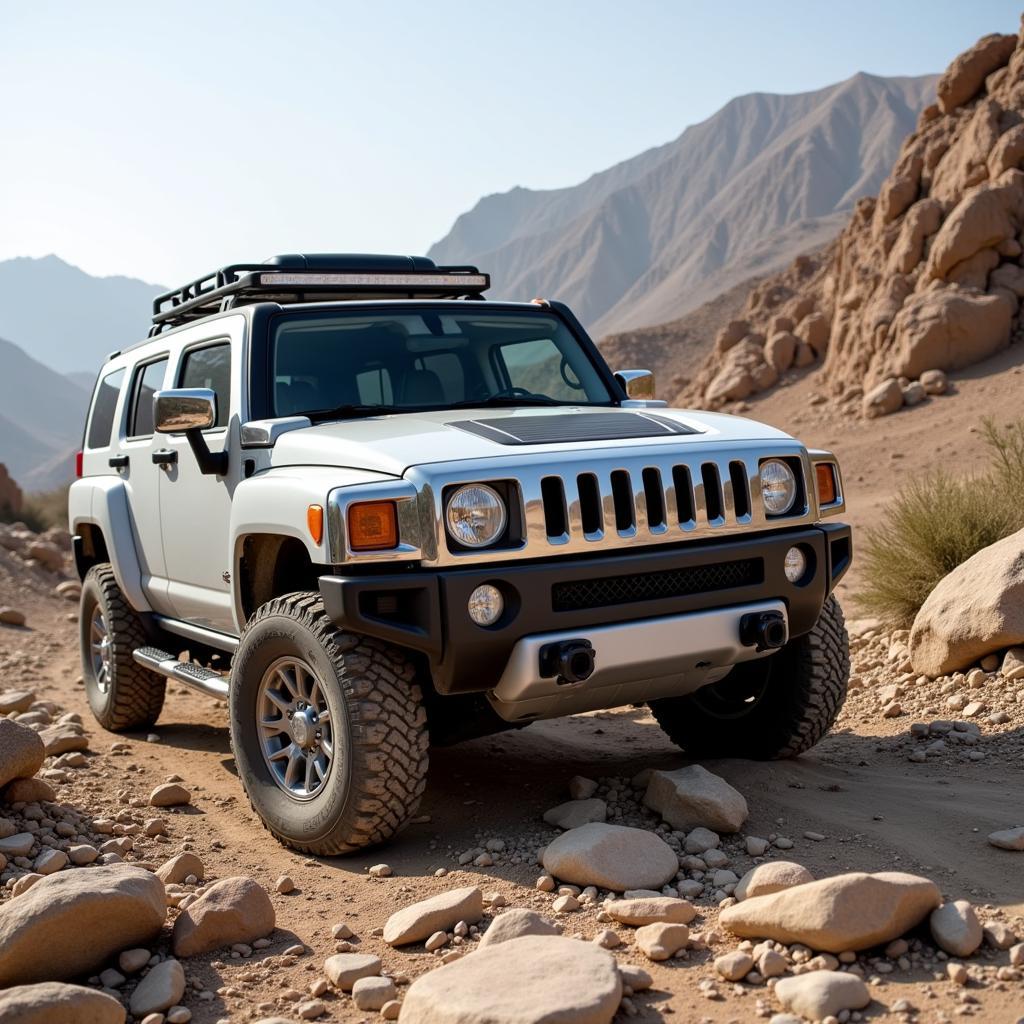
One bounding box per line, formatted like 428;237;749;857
133;646;229;701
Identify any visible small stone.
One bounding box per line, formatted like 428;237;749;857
552;894;579;913
381;1000;402;1020
119;948;151;974
715;950;754;981
541;823;678;892
149;784;191;808
323;952;381;991
383;886;483;947
33;849;67;875
331;923;353;940
988;827;1024;851
605;897;696;926
275;875;295;894
542;798;607;830
171;876;275;957
296;999;325;1019
568;776;598;800
774;971;871;1018
368;863;393;878
594;929;620;949
635;922;689;961
684;827;721;854
735;862;813;901
156;853;205;885
425;931;448;952
947;961;969;985
644;765;748;832
745;837;770;857
351;975;397;1011
930;901;983;957
983;922;1016;949
535;874;556;892
68;844;99;866
130;959;186;1017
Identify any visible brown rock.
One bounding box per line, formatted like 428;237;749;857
793;342;815;368
324;952;381;991
863;378;903;418
643;764;747;833
0;865;165;985
765;331;797;372
719;871;940;952
0;982;125;1024
797;312;830;356
542;823;679;893
400;935;622;1024
714;320;751;354
605;897;696;927
930;900;983;957
156;852;205;884
0;607;26;627
0;465;23;519
26;541;63;572
150;783;191;807
936;33;1016;113
890;289;1013;379
38;725;88;757
775;971;871;1018
4;778;56;804
635;922;690;961
0;691;35;714
171;876;275;957
887;199;943;275
910;527;1024;675
919;368;948;395
0;720;45;790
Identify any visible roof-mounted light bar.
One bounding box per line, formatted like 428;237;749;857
148;254;490;335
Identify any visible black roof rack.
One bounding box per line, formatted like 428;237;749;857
149;254;490;335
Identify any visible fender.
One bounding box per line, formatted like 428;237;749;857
68;476;151;611
229;465;400;629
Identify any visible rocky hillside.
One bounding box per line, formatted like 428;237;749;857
682;26;1024;418
431;74;936;336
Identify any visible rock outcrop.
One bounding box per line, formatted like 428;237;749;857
680;22;1024;416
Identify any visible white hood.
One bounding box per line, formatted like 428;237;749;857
269;406;797;477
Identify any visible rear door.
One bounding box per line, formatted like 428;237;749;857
119;353;173;612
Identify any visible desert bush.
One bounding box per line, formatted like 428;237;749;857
857;417;1024;628
0;484;70;533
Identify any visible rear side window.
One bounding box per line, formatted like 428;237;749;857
179;343;232;428
128;358;168;438
86;369;124;450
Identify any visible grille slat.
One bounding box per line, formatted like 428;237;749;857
552;558;764;613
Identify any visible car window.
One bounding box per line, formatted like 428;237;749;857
128;358;168;438
86;369;125;450
498;337;586;401
179;342;231;428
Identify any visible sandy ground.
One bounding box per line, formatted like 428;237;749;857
2;351;1024;1022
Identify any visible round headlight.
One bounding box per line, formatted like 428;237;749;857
760;459;798;516
468;584;504;626
446;484;507;548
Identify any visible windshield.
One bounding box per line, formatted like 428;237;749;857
271;308;614;419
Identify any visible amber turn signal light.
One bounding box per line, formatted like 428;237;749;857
815;463;838;506
307;504;324;545
349;501;399;551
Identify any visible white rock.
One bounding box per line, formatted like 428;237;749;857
774;970;871;1018
129;959;186;1017
930;900;983;957
643;765;748;833
605;897;696;927
323;953;381;991
735;861;814;901
683;827;720;854
352;975;397;1011
542;823;678;892
714;950;754;981
383;886;483;947
400;935;621;1024
635;923;689;962
988;826;1024;851
542;799;607;831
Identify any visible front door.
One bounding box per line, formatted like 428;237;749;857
158;334;241;634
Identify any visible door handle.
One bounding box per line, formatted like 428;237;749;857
152;449;178;466
108;454;129;469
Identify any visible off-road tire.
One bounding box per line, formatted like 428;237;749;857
80;564;166;731
229;592;430;855
649;595;849;759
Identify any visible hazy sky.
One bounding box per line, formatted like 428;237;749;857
1;0;1020;286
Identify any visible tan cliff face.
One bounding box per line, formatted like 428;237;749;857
0;464;22;518
682;24;1024;417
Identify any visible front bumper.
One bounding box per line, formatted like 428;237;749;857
319;522;851;696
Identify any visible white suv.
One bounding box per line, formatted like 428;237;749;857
69;254;852;854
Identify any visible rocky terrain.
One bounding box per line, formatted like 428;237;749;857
675;23;1024;424
1;508;1023;1023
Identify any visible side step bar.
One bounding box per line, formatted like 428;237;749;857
133;646;229;701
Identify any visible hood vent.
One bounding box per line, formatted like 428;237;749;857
449;412;700;446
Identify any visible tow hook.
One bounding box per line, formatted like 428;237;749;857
740;611;788;652
539;638;596;685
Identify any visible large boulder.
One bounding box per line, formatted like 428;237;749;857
0;720;45;789
910;527;1024;676
171;876;274;957
542;823;679;892
400;935;622;1024
718;872;940;953
890;288;1013;379
643;765;748;833
0;982;125;1024
0;866;165;986
383;886;483;947
935;32;1016;113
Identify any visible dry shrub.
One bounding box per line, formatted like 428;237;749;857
857;418;1024;628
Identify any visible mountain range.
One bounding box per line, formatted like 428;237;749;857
429;72;937;335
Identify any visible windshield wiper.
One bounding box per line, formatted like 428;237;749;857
305;403;395;422
446;395;563;409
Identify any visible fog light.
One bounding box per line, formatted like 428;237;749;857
784;546;808;583
468;584;503;626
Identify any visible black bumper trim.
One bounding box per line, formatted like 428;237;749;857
319;523;851;695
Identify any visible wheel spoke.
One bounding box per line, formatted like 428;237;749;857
259;716;286;734
317;706;331;723
304;754;315;792
263;688;291;714
276;666;300;699
283;748;302;788
268;742;294;763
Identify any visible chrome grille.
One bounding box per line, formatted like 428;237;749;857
406;441;815;567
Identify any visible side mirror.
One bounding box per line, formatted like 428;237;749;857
153;388;228;477
154;388;217;432
614;369;656;401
